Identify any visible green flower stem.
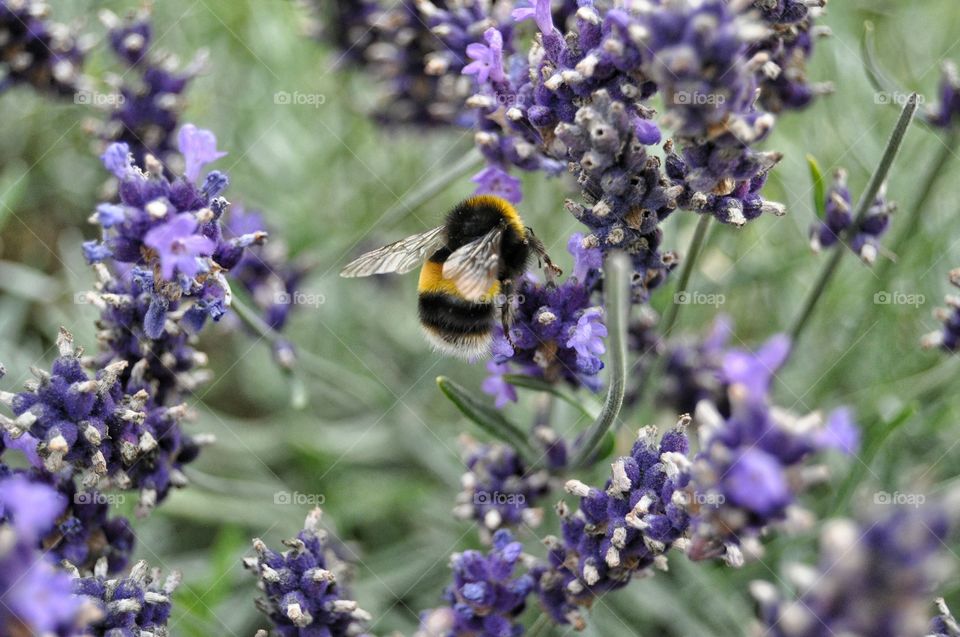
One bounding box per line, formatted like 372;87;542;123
632;214;712;419
875;127;958;283
788;93;919;345
571;252;630;468
659;213;712;340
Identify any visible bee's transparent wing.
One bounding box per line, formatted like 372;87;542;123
442;227;504;301
340;226;447;277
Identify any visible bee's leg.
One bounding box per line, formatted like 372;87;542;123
525;227;562;282
497;278;517;348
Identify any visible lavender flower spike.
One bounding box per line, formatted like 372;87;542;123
417;529;534;637
752;498;957;637
246;508;372;636
922;267;960;352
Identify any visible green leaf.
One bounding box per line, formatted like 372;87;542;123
806;154;827;219
503;374;599;420
831;403;916;515
437;376;535;461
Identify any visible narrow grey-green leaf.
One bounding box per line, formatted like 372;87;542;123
437;376;535;462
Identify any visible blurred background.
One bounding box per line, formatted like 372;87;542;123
2;0;960;634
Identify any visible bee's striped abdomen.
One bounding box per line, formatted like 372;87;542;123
417;259;496;358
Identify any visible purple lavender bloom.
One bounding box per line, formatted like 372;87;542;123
491;274;604;389
100;11;200;167
568;233;603;284
810;168;895;265
454;436;553;532
246;509;371;636
932;598;960;636
721;333;791;401
927;61;960;128
178;123;227;182
421;529;534;637
101;143;135;180
74;558;180;636
748;0;832;112
657;315;732;414
557;91;681;298
222;207;307;369
86;128;272;344
752;502;955;637
688;395;859;564
143;213;217;281
0;0;86;96
665;142;785;226
0;472;66;537
723;447;791;517
923;267;960;352
0;473;87;636
472;165;523;205
2;329;200;513
566;308;607;368
463;28;505;85
481;361;517;409
536;424;692;629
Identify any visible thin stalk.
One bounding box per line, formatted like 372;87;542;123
631;214;713;418
659;214;712;339
788;93;919;344
876;127;958;283
571;252;630;468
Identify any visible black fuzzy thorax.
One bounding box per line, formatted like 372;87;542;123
434;198;531;281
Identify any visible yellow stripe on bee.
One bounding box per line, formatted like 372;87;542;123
417;260;500;301
464;194;526;237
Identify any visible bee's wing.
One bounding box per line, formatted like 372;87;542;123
340;226;447;277
442;227;504;301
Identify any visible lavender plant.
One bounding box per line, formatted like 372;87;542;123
4;1;960;636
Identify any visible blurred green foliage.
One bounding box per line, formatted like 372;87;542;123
2;1;960;635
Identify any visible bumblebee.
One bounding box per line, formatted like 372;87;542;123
340;195;560;358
